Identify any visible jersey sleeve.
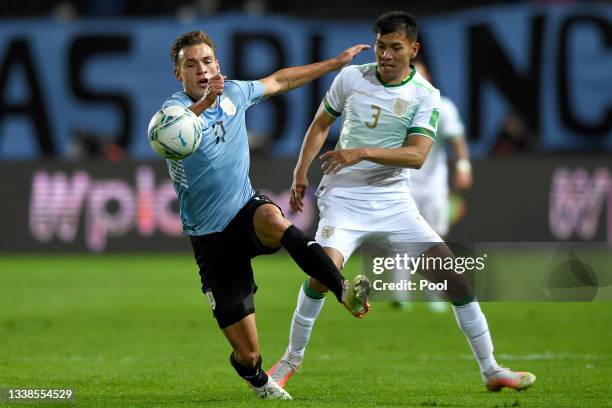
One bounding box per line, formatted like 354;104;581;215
234;80;265;108
322;66;353;118
407;88;441;141
440;98;465;139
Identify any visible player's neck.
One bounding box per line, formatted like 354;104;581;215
376;65;415;87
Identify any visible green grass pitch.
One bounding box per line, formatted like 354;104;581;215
1;253;611;407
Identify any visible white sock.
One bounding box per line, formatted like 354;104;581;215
452;301;498;374
287;281;326;359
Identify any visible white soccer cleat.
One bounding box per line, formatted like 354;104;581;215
341;274;371;317
268;350;302;387
251;377;292;400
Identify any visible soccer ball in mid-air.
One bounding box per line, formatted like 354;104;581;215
147;106;202;160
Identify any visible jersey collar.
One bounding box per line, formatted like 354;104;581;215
186;92;219;110
375;65;416;87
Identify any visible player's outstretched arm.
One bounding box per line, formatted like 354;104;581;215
320;134;434;175
290;103;336;212
259;44;370;98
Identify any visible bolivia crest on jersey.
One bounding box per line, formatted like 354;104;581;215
394;98;409;116
321;226;335;239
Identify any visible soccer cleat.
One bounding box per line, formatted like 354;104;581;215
251;378;292;400
484;366;536;392
341;274;371;317
268;350;302;388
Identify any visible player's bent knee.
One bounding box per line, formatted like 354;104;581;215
254;204;290;247
262;207;290;233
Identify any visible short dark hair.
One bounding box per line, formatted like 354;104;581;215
373;11;418;42
170;30;216;69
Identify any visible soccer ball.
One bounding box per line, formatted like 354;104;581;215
147;106;203;160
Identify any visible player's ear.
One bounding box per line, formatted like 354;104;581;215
411;42;421;60
174;67;182;82
215;59;221;74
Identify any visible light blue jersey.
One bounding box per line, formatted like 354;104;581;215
161;80;265;235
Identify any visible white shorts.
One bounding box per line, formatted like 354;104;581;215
411;191;449;237
315;194;442;264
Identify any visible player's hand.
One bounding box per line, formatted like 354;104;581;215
453;169;473;190
290;173;308;213
335;44;371;68
320;148;364;175
202;74;225;105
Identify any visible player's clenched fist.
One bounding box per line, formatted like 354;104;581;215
202;74;225;104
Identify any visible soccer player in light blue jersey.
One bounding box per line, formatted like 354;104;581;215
158;30;371;400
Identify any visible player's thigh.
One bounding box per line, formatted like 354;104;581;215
230;194;284;257
191;235;258;329
380;199;443;255
315;196;366;264
379;231;472;301
414;194;449;238
374;202;447;285
201;267;258;329
315;224;363;268
420;244;473;302
252;203;290;248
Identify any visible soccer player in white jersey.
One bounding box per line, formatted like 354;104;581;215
268;11;536;392
396;59;473;313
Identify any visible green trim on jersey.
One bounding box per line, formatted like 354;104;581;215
407;126;436;141
323;98;341;117
375;66;416;88
429;108;440;128
411;78;436;93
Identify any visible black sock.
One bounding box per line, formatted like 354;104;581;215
281;225;345;301
229;352;268;388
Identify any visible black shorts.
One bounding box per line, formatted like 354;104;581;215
190;193;282;329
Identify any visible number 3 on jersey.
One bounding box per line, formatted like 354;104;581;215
365;104;381;128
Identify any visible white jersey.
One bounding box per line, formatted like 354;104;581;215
410;96;465;193
317;63;441;201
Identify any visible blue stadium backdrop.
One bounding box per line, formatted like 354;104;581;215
0;2;610;159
